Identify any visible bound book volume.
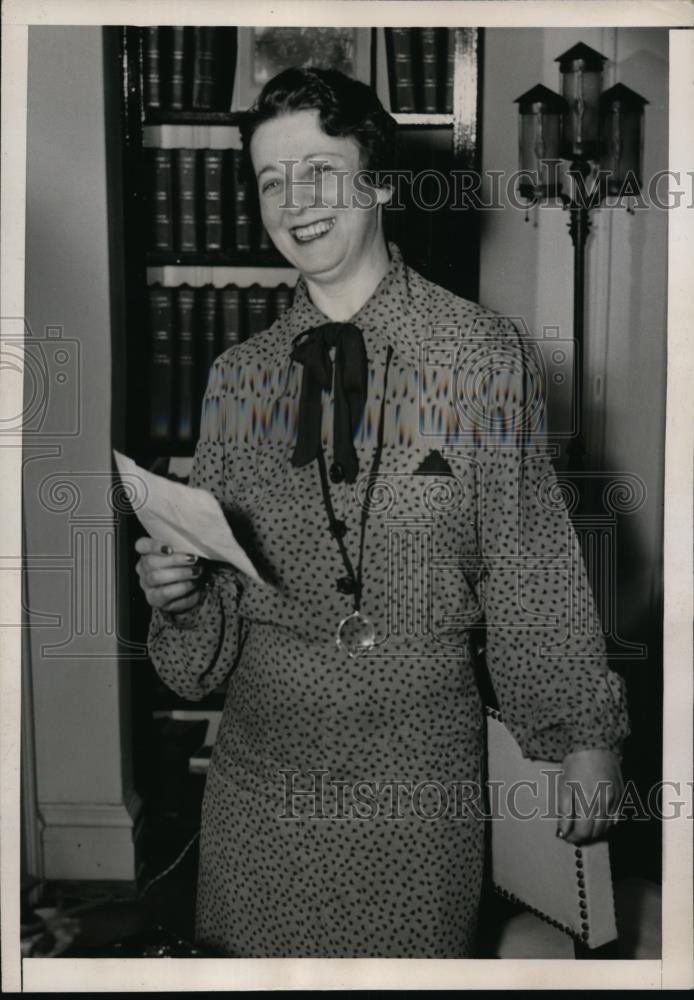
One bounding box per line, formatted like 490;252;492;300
147;148;284;260
148;285;175;444
150;148;175;251
143;26;237;112
147;282;294;446
385;28;457;113
175;148;198;252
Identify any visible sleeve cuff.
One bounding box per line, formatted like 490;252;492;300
513;669;630;763
150;578;216;633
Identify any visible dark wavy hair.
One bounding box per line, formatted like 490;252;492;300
238;66;397;181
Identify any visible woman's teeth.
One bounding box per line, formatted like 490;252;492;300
292;218;336;243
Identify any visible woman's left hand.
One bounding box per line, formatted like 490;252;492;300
557;748;624;844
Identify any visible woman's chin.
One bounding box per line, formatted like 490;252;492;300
284;240;345;276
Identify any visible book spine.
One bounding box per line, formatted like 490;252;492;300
148;284;174;443
202;149;225;252
258;225;272;255
231;149;252;252
213;27;237;111
175;149;198;253
192;26;215;109
175;285;196;445
273;283;293;320
245;284;271;337
219;285;241;350
444;29;456;114
420;28;439;114
144;27;161;110
198;285;218;399
150;148;174;251
386;28;416;113
169;26;186;110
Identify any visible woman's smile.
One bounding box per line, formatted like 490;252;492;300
290;216;337;244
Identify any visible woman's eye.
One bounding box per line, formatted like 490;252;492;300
311;162;331;176
261;178;280;194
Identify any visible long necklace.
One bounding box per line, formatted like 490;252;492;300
315;345;394;658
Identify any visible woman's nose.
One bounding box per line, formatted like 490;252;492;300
283;167;322;213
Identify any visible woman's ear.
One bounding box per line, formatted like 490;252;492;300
374;183;394;207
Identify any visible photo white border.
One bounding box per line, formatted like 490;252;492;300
2;0;692;992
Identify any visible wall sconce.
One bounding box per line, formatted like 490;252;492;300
599;83;649;196
513;43;648;480
514;84;567;201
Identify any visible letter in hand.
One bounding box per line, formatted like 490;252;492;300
134;535;209;616
556;748;623;845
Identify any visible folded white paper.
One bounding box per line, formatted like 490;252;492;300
113;450;264;584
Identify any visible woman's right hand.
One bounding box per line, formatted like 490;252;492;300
135;536;209;616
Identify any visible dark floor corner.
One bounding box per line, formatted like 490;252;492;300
21;776;206;958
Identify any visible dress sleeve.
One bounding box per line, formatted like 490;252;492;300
475;318;630;762
147;355;244;702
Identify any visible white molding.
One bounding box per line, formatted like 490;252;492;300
39;789;143;881
41;791;143;882
40;787;142;829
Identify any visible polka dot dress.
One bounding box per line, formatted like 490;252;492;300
147;242;629;957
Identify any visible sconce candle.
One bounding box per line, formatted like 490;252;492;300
556;43;607;159
599;83;649;196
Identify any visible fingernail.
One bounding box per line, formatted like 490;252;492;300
161;544;173;555
185;554;198;563
192;566;203;576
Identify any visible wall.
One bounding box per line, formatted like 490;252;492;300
479;27;668;875
479;25;667;554
23;26;141;881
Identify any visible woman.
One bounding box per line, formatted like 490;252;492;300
135;68;628;958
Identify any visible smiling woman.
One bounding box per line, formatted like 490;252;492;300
240;69;396;312
136;66;629;958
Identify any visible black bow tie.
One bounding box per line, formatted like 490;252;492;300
289;322;368;484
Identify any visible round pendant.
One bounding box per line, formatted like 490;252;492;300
336;610;376;659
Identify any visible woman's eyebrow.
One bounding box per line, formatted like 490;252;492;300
257;151;347;178
303;150;346;162
257;164;279;179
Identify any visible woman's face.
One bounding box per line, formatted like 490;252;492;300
249;108;391;284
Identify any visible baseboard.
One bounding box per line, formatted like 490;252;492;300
39;788;144;881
